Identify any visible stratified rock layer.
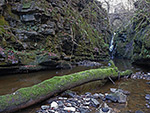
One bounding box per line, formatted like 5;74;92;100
0;0;111;72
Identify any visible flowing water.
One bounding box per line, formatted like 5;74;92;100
0;66;95;95
0;59;150;113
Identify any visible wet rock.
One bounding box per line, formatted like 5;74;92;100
38;90;102;113
105;94;118;102
21;14;35;22
145;94;150;100
91;98;100;107
135;110;144;113
102;107;109;112
146;103;150;108
110;88;117;93
97;103;112;113
83;98;91;101
85;92;92;96
117;92;127;103
41;29;55;36
57;101;64;107
131;72;150;80
99;93;105;98
41;105;49;110
0;0;4;6
65;102;72;107
83;102;90;106
106;89;128;103
77;60;101;67
25;31;38;37
78;108;90;113
93;93;99;99
50;101;58;109
64;107;76;112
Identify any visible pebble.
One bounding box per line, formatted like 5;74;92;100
131;72;150;80
145;94;150;100
105;89;127;103
58;97;64;100
146;103;150;108
65;102;72;107
85;92;91;95
91;98;100;107
117;92;127;103
50;101;58;109
83;102;90;106
102;107;109;112
110;88;117;93
83;98;90;101
57;101;64;107
38;89;129;113
93;93;99;98
78;107;90;113
63;97;68;100
41;105;49;110
64;107;76;112
99;93;104;98
105;94;118;102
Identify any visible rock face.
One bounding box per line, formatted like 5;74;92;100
114;0;150;65
0;0;111;72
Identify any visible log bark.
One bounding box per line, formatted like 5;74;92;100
0;65;132;113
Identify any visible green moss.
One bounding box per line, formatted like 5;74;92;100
120;70;133;76
2;38;7;47
23;3;31;9
0;16;9;35
0;65;132;112
22;0;32;9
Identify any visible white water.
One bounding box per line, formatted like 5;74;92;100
109;32;116;52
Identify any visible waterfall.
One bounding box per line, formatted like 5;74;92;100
109;32;116;59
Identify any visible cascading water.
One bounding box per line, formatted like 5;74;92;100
109;32;116;59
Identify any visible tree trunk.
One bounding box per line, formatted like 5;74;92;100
0;65;132;113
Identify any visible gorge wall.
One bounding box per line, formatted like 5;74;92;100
0;0;111;73
114;0;150;66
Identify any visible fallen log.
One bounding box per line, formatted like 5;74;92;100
0;63;132;113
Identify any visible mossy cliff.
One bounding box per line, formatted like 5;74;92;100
0;63;132;113
114;0;150;65
0;0;111;71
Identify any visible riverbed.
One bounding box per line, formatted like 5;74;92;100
0;59;150;112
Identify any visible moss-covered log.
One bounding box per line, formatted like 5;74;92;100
0;66;132;113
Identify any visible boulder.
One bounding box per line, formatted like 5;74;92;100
0;0;4;6
21;14;36;22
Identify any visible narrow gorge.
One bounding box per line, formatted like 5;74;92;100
0;0;150;113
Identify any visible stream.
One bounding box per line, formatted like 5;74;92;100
0;59;150;113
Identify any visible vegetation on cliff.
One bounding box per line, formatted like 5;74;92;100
114;0;150;65
0;0;111;70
